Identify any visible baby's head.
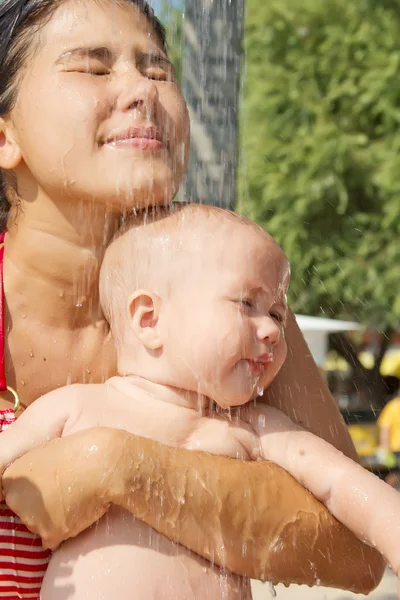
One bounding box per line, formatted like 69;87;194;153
100;204;290;408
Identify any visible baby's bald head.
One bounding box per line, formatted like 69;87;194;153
100;203;286;348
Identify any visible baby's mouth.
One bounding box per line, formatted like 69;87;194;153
246;353;274;375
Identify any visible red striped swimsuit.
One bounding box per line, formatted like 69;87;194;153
0;231;51;599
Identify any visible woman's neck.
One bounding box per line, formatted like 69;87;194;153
4;196;121;328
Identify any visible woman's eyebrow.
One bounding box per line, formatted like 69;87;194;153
56;46;114;63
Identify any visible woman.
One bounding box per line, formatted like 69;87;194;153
0;0;383;595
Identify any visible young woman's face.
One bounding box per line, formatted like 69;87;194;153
7;0;190;211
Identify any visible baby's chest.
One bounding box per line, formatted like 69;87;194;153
72;393;259;459
72;395;202;449
183;413;259;460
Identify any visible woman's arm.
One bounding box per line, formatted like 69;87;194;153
264;311;358;458
4;427;384;593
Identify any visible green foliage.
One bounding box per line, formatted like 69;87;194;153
239;0;400;330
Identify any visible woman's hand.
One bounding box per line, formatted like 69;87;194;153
2;428;122;549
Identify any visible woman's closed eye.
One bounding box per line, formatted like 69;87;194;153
78;61;110;76
144;67;169;81
58;48;112;76
140;54;176;82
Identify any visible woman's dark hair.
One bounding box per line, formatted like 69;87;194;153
0;0;167;228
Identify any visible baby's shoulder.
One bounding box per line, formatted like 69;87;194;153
52;382;108;405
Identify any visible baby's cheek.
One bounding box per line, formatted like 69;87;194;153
221;327;246;360
280;339;288;362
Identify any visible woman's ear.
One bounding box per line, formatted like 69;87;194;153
0;118;22;170
128;289;163;350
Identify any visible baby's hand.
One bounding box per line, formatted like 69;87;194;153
239;403;302;467
184;412;261;460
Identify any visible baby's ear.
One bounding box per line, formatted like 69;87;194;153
128;290;162;350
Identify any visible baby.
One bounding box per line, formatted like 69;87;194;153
0;204;398;599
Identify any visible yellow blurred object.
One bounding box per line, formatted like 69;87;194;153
375;448;398;469
347;422;379;458
325;349;400;377
380;351;400;378
358;351;375;369
324;352;350;372
377;397;400;452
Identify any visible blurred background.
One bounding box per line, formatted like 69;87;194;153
151;2;400;596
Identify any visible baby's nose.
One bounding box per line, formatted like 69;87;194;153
256;316;281;344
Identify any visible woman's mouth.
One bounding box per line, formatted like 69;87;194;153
103;126;166;150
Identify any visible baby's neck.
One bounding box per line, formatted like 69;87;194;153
120;375;211;413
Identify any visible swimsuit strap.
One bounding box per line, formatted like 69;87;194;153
0;231;6;392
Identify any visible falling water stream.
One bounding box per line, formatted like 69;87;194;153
181;0;244;209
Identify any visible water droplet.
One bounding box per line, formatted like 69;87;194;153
257;386;264;397
258;413;266;428
269;582;277;598
20;380;26;387
75;295;87;308
29;350;34;358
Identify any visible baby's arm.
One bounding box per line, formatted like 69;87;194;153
0;388;81;495
246;404;400;577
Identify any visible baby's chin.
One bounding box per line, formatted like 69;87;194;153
213;389;256;410
204;372;271;408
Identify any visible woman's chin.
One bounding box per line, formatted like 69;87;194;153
110;168;181;209
100;180;178;212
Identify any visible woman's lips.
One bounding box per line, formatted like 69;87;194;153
103;126;166;150
105;137;164;150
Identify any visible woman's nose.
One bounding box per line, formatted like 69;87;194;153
115;70;159;118
256;316;281;344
